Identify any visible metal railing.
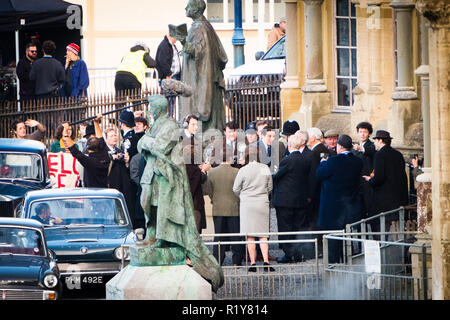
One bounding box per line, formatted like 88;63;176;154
323;232;430;300
116;226;429;300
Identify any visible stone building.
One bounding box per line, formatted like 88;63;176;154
280;0;449;299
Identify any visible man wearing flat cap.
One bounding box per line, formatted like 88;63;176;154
324;130;339;156
316;134;363;263
363;130;408;237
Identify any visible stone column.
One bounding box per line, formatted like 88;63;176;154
367;1;383;95
416;0;450;300
296;0;332;129
388;0;420;147
280;0;303;123
414;15;432;234
302;0;326;91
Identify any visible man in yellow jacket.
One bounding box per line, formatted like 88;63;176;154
267;17;286;50
114;42;156;95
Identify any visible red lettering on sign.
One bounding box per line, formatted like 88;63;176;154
58;174;67;188
48;154;58;173
60;153;72;174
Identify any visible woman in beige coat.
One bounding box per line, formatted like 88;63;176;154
233;145;274;272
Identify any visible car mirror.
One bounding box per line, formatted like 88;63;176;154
255;51;264;61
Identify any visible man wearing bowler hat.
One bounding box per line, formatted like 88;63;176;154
280;120;300;157
363;130;408;237
316;134;363;263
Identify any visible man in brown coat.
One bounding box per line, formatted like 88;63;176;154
202;146;245;266
267;17;286;50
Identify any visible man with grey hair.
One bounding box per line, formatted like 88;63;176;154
306;127;329;255
272;132;314;263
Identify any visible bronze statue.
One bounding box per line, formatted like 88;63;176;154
178;0;228;132
137;94;224;292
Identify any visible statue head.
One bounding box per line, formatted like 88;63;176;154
185;0;206;19
148;95;168;121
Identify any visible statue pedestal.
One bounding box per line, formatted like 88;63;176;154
106;264;212;300
106;244;212;300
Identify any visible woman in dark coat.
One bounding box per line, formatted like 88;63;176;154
183;144;207;233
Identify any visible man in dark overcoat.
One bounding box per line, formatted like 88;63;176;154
272;133;313;263
352;121;376;217
363;130;408;235
316;135;363;263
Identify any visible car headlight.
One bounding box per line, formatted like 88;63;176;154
114;246;130;261
43;274;58;289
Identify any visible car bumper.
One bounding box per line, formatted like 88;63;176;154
0;288;58;300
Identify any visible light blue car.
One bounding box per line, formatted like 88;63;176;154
19;188;135;291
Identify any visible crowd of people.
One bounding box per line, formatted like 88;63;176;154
11;28;418;270
16;40;89;101
9;106;420;269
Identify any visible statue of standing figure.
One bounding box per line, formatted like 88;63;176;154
137;94;224;293
178;0;228;133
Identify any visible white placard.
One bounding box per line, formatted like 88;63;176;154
364;240;381;274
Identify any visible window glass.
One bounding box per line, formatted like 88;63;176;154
207;0;224;23
335;0;357;109
0;153;42;181
0;227;45;256
263;36;286;59
29;198;128;226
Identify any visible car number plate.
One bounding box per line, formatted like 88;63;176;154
64;275;103;290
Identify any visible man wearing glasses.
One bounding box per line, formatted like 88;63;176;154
16;43;38;101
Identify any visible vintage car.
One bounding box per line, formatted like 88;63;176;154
19;188;135;291
0;217;61;300
0;138;52;218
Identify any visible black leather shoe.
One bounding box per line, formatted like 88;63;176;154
248;264;257;272
264;262;275;272
277;255;292;264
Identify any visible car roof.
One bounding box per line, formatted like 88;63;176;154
24;188;124;201
0;217;44;229
0;138;47;153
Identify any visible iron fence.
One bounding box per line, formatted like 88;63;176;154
1;72;283;144
323;232;429;300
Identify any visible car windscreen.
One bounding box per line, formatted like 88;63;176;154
28;198;128;227
0;152;42;181
0;226;45;256
263;37;286;60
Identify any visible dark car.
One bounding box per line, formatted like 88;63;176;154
226;36;285;130
0;217;61;300
19;188;135;291
0;138;52;218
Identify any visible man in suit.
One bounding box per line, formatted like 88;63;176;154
363;130;408;236
104;128;137;229
306;127;329;230
118;110;139;159
202;146;245;266
352;122;376;217
272;133;313;263
316;135;363;263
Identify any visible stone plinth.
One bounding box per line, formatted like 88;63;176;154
297;91;332;130
387;99;420;147
106;264;212;300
